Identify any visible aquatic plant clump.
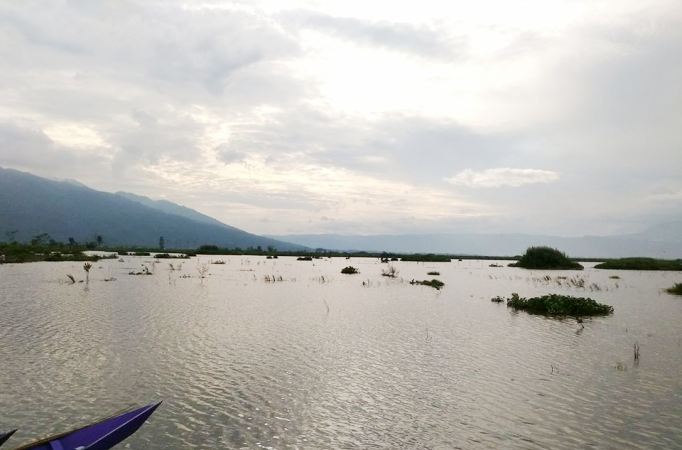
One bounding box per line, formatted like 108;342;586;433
410;279;445;290
505;293;613;316
509;246;583;270
665;283;682;295
382;265;398;278
341;266;359;274
427;271;440;276
595;258;682;271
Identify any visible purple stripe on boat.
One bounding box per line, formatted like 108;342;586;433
14;402;161;450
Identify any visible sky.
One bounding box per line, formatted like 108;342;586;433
0;0;681;236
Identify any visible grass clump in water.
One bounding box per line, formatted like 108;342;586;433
410;279;444;290
595;258;682;271
427;271;440;276
382;265;398;278
504;293;613;316
665;283;682;295
509;246;583;270
341;266;359;274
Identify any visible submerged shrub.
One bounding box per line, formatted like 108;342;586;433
341;266;359;274
505;293;613;316
410;279;445;290
509;246;583;270
665;283;682;295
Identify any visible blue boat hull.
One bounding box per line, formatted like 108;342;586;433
0;430;17;447
13;402;161;450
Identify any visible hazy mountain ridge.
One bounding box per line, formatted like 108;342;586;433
0;167;302;250
115;191;230;229
269;232;682;259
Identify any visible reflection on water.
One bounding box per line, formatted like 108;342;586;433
1;257;681;448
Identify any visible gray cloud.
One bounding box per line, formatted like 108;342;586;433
0;1;299;93
0;122;110;177
282;10;461;58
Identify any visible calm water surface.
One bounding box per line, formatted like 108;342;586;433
1;256;681;449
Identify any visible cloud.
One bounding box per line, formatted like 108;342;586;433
445;168;560;188
0;121;111;176
282;10;460;58
0;0;681;236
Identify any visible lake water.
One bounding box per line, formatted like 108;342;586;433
1;256;681;449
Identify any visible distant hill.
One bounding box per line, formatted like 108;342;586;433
0;167;302;250
269;232;682;259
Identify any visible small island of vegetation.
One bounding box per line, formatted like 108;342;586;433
153;253;190;259
341;266;359;274
503;293;613;316
594;257;682;271
508;246;583;270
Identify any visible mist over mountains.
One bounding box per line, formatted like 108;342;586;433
0;167;302;250
270;228;682;259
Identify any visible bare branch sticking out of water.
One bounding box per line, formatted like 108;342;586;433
66;274;75;284
197;262;209;281
82;262;92;284
323;299;330;316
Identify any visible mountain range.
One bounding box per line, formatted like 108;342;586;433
2;166;680;258
0;167;302;250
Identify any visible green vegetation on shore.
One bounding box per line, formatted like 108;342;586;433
400;254;451;262
665;283;682;295
0;239;674;268
594;257;682;271
503;293;613;316
509;246;583;270
0;242;114;264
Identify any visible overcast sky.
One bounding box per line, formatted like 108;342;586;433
1;0;680;236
